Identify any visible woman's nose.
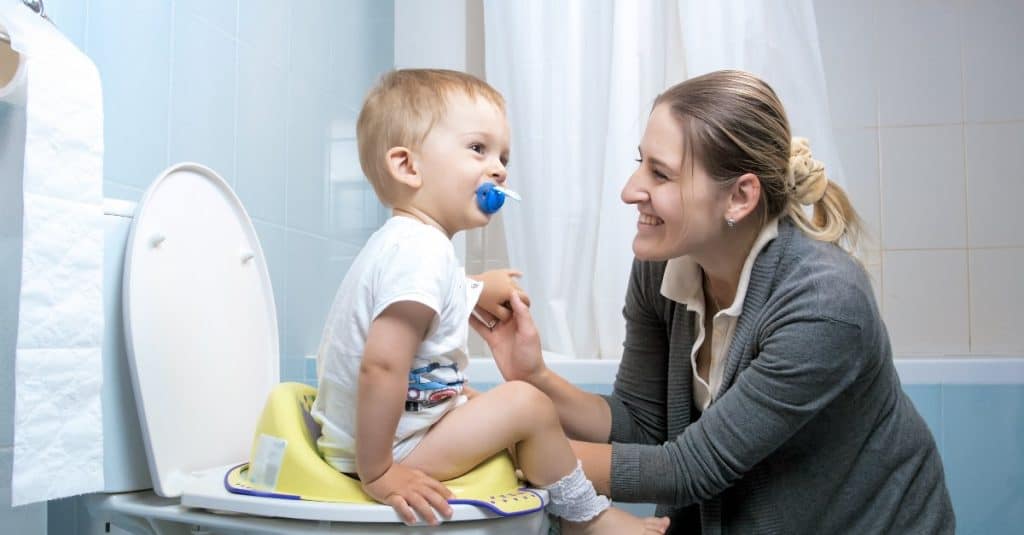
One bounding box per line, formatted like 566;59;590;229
621;170;647;204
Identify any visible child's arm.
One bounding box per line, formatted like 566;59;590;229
469;269;531;324
356;300;454;525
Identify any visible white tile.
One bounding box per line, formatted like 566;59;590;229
832;128;881;255
882;250;969;355
864;261;883;314
966;123;1024;248
962;0;1024;122
969;248;1024;354
875;0;962;126
880;126;966;249
813;0;878;127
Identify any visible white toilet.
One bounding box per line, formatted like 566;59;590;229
84;163;550;535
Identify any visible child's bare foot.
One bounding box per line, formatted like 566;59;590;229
561;506;670;535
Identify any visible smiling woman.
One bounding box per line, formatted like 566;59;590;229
473;70;956;535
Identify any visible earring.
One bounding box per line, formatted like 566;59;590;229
726;217;736;228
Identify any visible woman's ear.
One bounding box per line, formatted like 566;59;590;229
385;146;422;190
727;172;762;223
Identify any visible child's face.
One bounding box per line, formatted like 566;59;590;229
620;103;728;261
413;92;510;236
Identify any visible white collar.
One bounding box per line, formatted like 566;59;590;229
660;218;780;316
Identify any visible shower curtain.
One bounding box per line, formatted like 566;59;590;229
484;0;839;359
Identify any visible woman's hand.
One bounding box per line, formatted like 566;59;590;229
471;292;548;384
362;463;454;526
470;269;531;324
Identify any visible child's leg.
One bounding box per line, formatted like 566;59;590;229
401;380;576;486
401;381;669;534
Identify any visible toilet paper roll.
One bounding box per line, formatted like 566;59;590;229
1;5;105;506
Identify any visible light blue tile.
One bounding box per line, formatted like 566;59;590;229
328;16;394;115
0;448;47;534
942;385;1024;534
236;43;287;225
305;356;318;385
237;0;290;69
281;354;304;384
283;231;331;361
252;221;287;365
903;384;942;450
41;0;88;50
285;78;329;234
288;0;330;98
578;383;613;396
87;0;172;189
176;0;237;38
168;9;236;184
103;180;145;202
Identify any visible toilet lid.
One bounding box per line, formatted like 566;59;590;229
123;163;279;498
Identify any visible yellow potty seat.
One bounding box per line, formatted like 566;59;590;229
225;382;545;516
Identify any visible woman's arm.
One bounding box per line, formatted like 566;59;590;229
471;293;612;442
611;315;866;506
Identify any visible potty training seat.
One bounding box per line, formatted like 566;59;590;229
119;162;547;528
225;382;544;516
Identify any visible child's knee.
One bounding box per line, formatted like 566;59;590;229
497;380;558;424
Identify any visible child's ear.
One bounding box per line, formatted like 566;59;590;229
385;147;422;190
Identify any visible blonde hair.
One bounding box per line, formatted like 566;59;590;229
356;69;506;206
654;69;862;252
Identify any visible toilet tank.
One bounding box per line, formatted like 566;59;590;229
100;197;151;492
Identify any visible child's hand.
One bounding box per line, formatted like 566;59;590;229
470;269;531;324
362;463;454;526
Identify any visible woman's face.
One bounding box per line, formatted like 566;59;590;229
621;103;728;261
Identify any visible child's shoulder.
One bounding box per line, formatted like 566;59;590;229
361;217;457;272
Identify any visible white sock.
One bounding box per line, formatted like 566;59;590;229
542;460;611;523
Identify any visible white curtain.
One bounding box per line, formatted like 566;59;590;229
484;0;838;359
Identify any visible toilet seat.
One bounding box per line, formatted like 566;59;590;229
110;162;548;531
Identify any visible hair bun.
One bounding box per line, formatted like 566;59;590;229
787;137;828;205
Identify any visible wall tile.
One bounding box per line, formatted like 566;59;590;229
252;221;288;361
41;0;88;50
875;0;962;126
961;0;1024;122
902;385;942;449
168;10;237;184
328;14;394;115
238;0;291;70
283;230;331;361
176;0;237;38
965;123;1024;248
832;128;881;254
813;0;878;127
288;0;330;99
0;448;47;534
87;0;172;190
969;248;1024;355
236;43;288;226
883;250;969;355
285;78;329;235
880;126;966;250
942;385;1024;533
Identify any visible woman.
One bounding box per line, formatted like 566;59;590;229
473;70;955;534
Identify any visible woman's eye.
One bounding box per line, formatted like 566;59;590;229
654;170;668;180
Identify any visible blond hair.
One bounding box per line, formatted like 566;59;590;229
654;70;862;252
356;69;506;206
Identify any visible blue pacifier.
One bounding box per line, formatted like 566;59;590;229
475;183;522;215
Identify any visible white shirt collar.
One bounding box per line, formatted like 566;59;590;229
660;218;780;315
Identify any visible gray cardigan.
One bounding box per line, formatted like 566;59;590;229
604;218;954;534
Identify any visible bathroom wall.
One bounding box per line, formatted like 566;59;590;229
814;1;1024;531
0;0;393;533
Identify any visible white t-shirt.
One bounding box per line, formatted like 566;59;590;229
310;216;483;473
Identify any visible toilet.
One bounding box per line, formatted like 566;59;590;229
84;163;550;535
